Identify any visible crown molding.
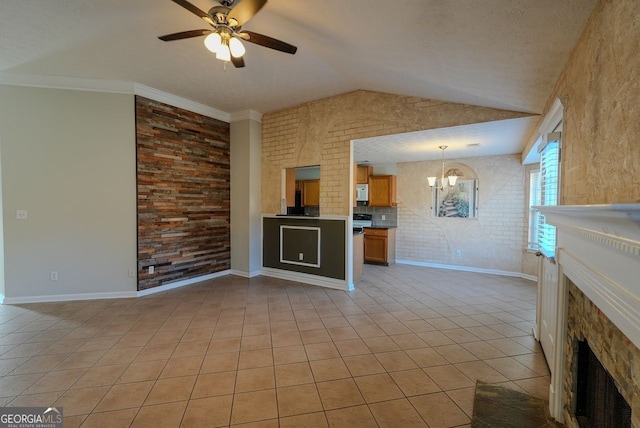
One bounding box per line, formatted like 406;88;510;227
229;109;263;122
0;73;230;122
133;83;229;122
0;72;134;94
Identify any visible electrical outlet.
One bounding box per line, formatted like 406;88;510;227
381;215;386;220
17;210;28;220
128;269;136;278
50;271;58;281
456;250;462;257
298;252;304;261
148;266;155;274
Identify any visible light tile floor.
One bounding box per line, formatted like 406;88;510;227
0;264;551;427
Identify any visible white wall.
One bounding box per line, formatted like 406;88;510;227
0;142;4;300
0;86;137;301
230;117;262;277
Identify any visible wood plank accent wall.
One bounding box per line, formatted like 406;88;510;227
136;96;230;290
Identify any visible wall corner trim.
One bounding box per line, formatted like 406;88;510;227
229;109;263;122
396;260;537;282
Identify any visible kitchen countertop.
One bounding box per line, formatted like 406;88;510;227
365;225;397;229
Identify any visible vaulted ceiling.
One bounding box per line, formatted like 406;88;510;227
0;0;596;162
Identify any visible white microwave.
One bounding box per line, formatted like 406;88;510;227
356;184;369;201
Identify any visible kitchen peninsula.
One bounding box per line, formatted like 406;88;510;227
261;215;354;291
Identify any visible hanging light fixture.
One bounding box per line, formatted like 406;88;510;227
204;32;223;53
203;30;245;61
229;37;246;57
428;145;458;190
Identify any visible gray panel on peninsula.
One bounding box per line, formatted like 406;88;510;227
263;217;346;280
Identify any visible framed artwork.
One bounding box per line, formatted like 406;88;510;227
433;179;478;218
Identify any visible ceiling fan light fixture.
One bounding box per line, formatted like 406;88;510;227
229;37;246;58
204;32;222;53
216;44;231;61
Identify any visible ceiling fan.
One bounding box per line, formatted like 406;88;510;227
158;0;297;68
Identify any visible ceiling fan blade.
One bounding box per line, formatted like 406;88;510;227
158;29;212;41
228;0;266;26
240;31;297;54
171;0;214;24
231;56;245;68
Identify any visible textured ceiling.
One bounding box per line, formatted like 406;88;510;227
0;0;596;116
354;116;541;164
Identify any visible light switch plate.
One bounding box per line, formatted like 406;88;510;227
17;210;28;220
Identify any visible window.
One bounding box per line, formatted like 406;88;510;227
528;169;541;249
536;132;561;256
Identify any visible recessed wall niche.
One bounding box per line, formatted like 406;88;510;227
431;163;479;218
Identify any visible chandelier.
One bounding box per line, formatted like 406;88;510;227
428;145;458;190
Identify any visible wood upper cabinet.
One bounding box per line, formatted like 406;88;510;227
285;168;296;206
368;175;397;207
302;179;320;206
357;166;372;184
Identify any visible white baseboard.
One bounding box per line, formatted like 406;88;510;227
1;271;233;305
136;270;231;297
260;267;352;291
230;269;262;278
3;291;138;305
395;260;537;282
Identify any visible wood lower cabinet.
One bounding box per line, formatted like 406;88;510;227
353;232;364;282
363;227;396;265
369;175;396;207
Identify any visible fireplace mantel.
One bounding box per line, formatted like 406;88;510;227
536;204;640;422
537;204;640;350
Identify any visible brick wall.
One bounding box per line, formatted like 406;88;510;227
532;1;640;423
262;90;532;216
564;281;640;427
136;96;230;290
532;0;640;205
396;155;527;272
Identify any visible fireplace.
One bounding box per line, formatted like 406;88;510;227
536;204;640;426
575;340;631;428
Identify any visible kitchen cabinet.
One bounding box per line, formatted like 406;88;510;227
369;175;396;207
363;228;396;265
302;179;320;206
285;168;296;207
357;166;372;184
353;163;358;207
353;232;364;282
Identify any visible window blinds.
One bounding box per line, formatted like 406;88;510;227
537;136;560;256
528;170;541;248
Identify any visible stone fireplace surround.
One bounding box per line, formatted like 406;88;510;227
538;204;640;426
